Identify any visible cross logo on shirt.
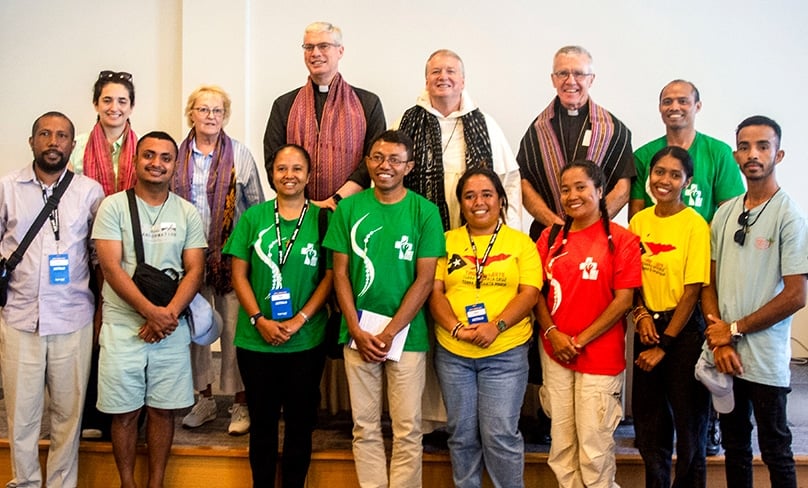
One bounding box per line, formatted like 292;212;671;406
395;235;414;261
579;257;599;280
301;243;318;267
685;183;703;208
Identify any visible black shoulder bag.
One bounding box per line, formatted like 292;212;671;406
0;171;74;306
126;189;180;307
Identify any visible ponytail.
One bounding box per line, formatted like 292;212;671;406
599;199;614;253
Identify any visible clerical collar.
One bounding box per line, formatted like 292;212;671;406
557;99;589;119
309;78;330;93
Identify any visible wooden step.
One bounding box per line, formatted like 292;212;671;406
1;439;806;487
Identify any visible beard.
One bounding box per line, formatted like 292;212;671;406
34;149;69;175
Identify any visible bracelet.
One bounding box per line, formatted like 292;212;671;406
633;313;652;323
299;311;310;323
543;325;558;339
451;321;463;339
632;306;648;320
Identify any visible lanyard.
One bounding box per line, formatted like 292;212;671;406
39;186;60;242
466;222;501;289
273;200;309;269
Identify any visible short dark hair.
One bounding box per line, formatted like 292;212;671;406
136;131;178;158
93;71;135;106
650;146;694;179
660;79;700;103
31;111;75;140
368;130;414;162
736;115;782;146
266;144;311;191
455;166;509;225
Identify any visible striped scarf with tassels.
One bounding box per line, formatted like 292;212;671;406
287;73;366;201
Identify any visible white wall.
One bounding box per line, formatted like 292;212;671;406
1;0;807;349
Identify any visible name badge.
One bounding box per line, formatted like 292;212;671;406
49;254;70;285
465;303;488;325
581;129;592;147
269;287;293;320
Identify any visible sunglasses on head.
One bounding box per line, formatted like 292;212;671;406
98;70;133;82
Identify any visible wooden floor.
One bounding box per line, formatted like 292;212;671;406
1;439;806;487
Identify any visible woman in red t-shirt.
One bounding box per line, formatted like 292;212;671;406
534;160;641;488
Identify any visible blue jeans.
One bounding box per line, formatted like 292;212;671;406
435;342;529;488
632;310;709;488
720;377;795;488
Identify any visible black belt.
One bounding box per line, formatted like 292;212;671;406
647;308;675;324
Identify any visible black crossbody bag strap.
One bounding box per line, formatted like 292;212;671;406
5;171;74;271
126;188;146;265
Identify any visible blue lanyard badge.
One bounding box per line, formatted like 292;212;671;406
48;254;70;285
465;303;488;324
269;287;293;320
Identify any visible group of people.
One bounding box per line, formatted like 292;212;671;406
0;19;805;488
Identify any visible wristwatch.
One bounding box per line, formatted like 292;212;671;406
730;321;744;340
332;193;343;205
496;319;507;333
249;312;263;327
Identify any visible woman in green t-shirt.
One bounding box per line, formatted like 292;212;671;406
225;144;333;487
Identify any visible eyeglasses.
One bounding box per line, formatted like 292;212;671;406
301;42;339;52
734;209;750;246
98;70;133;82
367;154;409;166
193;107;225;117
552;70;593;82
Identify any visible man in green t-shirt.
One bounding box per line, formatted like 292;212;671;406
323;130;445;487
629;80;746;457
629;80;745;223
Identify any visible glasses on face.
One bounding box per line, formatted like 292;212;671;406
552;70;593;82
193;107;225;118
301;42;339;52
734;209;751;246
367;154;409;166
98;70;133;82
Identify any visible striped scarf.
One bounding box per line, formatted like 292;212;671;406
287;73;366;201
174;128;237;295
522;98;630;220
399;106;492;230
83;120;137;195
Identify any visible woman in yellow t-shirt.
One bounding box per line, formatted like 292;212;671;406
629;146;712;487
429;166;541;487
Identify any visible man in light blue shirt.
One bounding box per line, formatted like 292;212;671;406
0;112;105;488
702;115;808;488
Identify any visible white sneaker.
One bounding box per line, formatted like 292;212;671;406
228;403;250;436
81;428;103;440
182;396;217;428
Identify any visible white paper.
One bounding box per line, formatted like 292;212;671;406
349;309;410;362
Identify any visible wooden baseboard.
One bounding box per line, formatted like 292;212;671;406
1;440;806;487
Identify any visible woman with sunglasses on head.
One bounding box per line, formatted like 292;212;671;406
534;160;641;488
429;166;541;488
224;144;332;487
70;70;138;195
173;85;265;436
629;146;711;488
71;70;138;441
